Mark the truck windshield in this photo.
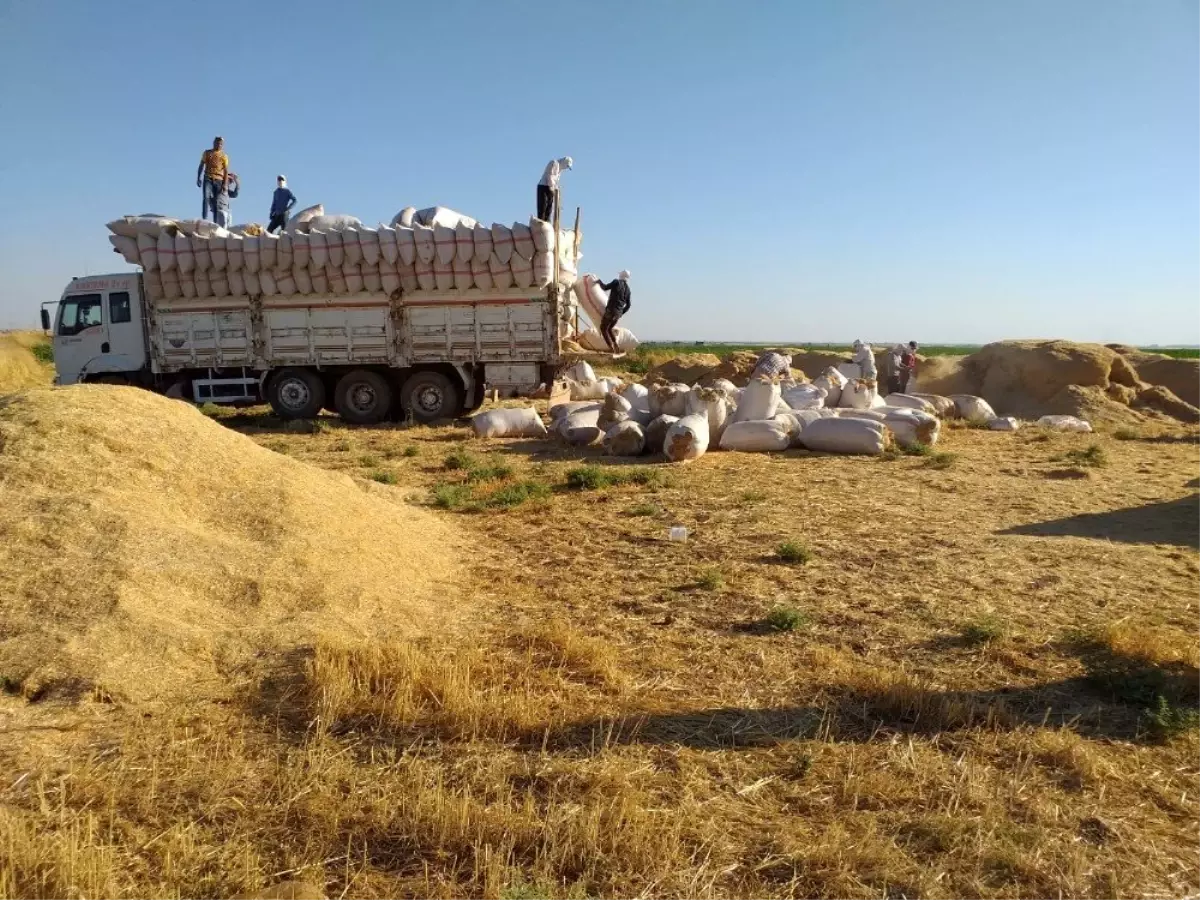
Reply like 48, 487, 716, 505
58, 294, 103, 336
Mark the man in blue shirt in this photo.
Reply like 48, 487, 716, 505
267, 175, 297, 233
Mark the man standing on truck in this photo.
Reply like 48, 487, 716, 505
536, 156, 573, 222
212, 173, 239, 228
267, 175, 297, 234
196, 136, 229, 221
595, 269, 631, 355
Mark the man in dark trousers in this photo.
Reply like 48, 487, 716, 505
267, 175, 297, 233
536, 156, 572, 221
595, 270, 631, 354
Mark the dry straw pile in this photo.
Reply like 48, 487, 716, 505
0, 385, 466, 704
0, 331, 51, 395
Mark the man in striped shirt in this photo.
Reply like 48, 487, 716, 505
196, 136, 229, 221
751, 351, 794, 382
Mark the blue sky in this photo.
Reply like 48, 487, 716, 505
0, 0, 1196, 344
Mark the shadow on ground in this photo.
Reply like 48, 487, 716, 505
997, 494, 1199, 547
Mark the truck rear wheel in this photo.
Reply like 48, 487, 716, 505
334, 370, 392, 425
268, 368, 325, 419
401, 371, 460, 424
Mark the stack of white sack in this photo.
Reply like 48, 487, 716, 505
105, 211, 582, 301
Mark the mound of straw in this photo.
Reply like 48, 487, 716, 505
0, 385, 466, 704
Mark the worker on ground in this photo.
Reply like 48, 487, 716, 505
899, 340, 919, 392
595, 270, 631, 355
886, 343, 905, 394
537, 156, 573, 222
851, 340, 878, 383
268, 175, 297, 234
751, 350, 795, 383
212, 173, 239, 228
196, 136, 229, 221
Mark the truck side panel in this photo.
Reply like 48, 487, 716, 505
156, 306, 254, 370
403, 299, 551, 364
262, 301, 392, 365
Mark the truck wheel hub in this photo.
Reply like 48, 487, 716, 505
416, 385, 442, 412
280, 380, 310, 408
349, 383, 376, 411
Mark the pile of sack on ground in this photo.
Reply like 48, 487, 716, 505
104, 205, 581, 302
472, 360, 1096, 461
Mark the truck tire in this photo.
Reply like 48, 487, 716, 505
401, 371, 460, 424
334, 370, 392, 425
267, 368, 325, 419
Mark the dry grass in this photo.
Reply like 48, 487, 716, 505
1, 393, 1197, 899
0, 330, 52, 395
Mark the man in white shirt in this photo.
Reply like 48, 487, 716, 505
537, 156, 573, 221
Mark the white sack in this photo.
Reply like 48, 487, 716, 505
949, 394, 997, 424
472, 223, 493, 264
358, 228, 380, 266
565, 361, 597, 384
733, 377, 781, 423
308, 231, 329, 269
510, 251, 534, 288
1036, 414, 1093, 433
719, 419, 791, 453
573, 274, 609, 328
644, 414, 679, 456
433, 225, 457, 265
391, 206, 417, 227
157, 230, 178, 271
291, 232, 310, 268
559, 409, 603, 445
415, 257, 436, 291
909, 393, 956, 416
136, 232, 158, 270
305, 214, 363, 233
798, 417, 890, 455
512, 222, 535, 260
532, 251, 553, 288
550, 401, 601, 421
287, 203, 324, 231
377, 225, 399, 264
578, 327, 639, 353
882, 393, 935, 413
472, 407, 548, 438
781, 383, 827, 410
225, 235, 244, 272
491, 223, 514, 264
263, 233, 281, 269
687, 386, 732, 441
838, 379, 878, 410
109, 235, 140, 265
454, 222, 474, 263
488, 252, 514, 289
664, 413, 710, 463
413, 224, 436, 263
651, 384, 692, 418
470, 256, 493, 290
604, 421, 646, 457
812, 367, 848, 408
883, 410, 941, 448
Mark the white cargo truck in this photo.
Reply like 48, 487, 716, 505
44, 273, 572, 424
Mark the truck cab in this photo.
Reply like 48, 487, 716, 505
46, 273, 147, 385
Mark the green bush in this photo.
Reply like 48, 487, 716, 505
776, 540, 812, 565
765, 605, 810, 633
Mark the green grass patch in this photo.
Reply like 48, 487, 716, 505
775, 540, 813, 565
696, 567, 725, 591
901, 441, 934, 457
740, 490, 768, 503
565, 465, 662, 491
29, 341, 53, 364
466, 461, 515, 483
432, 483, 473, 510
359, 454, 381, 467
368, 470, 397, 485
627, 502, 661, 517
483, 480, 551, 509
198, 402, 222, 418
764, 605, 811, 633
924, 452, 957, 470
960, 615, 1007, 647
1143, 695, 1200, 742
444, 447, 481, 471
1060, 443, 1108, 468
402, 445, 420, 457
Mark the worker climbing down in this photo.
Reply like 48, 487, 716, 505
595, 270, 631, 355
751, 350, 795, 383
268, 175, 297, 234
537, 156, 573, 221
212, 173, 239, 228
196, 136, 229, 221
851, 340, 878, 383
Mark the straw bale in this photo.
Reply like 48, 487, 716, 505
0, 385, 466, 704
0, 331, 51, 395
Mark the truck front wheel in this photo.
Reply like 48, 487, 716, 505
268, 368, 325, 419
334, 370, 392, 425
401, 371, 460, 424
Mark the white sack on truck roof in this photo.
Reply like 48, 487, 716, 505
287, 203, 324, 232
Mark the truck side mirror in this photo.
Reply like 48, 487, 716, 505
40, 309, 51, 331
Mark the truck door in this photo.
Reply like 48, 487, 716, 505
54, 292, 105, 384
104, 288, 147, 372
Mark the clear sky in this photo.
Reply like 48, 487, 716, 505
1, 0, 1196, 344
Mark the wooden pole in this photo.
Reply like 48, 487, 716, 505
552, 186, 562, 287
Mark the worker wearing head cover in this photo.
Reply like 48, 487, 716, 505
751, 351, 795, 383
595, 270, 631, 355
851, 340, 878, 383
212, 172, 239, 228
268, 175, 296, 234
537, 156, 573, 221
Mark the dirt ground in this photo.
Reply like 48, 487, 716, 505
2, 400, 1197, 899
